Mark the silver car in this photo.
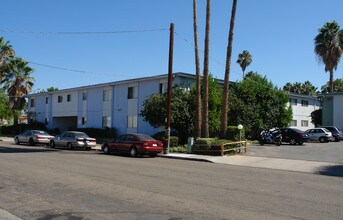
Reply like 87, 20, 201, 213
50, 131, 96, 150
305, 128, 333, 143
14, 130, 54, 146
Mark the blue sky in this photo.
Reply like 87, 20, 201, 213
1, 0, 343, 92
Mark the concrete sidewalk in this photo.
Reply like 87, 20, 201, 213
161, 153, 342, 175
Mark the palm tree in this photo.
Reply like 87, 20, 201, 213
314, 21, 343, 93
237, 50, 252, 79
193, 0, 202, 138
220, 0, 238, 138
0, 36, 15, 77
1, 58, 34, 130
202, 0, 211, 138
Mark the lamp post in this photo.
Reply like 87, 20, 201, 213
238, 124, 243, 144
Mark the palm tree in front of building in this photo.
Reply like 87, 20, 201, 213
1, 57, 34, 131
314, 21, 343, 93
237, 50, 252, 79
0, 36, 15, 77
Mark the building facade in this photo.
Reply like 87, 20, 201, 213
321, 93, 343, 130
27, 73, 198, 135
288, 93, 321, 130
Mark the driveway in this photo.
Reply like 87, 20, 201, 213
247, 141, 343, 163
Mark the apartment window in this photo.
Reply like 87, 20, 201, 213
102, 116, 111, 128
82, 92, 87, 101
58, 95, 63, 103
30, 99, 35, 108
45, 97, 49, 104
301, 100, 308, 107
103, 89, 111, 101
159, 83, 167, 94
128, 115, 137, 128
291, 120, 297, 127
289, 98, 297, 106
301, 120, 309, 127
82, 117, 86, 125
128, 86, 138, 99
67, 94, 71, 102
44, 118, 49, 125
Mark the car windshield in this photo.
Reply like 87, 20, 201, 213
136, 134, 155, 141
32, 130, 49, 135
73, 132, 89, 138
323, 128, 330, 133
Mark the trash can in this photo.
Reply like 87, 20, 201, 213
187, 137, 194, 153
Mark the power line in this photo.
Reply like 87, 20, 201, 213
0, 28, 169, 35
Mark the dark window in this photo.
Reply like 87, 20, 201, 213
30, 99, 35, 107
82, 117, 86, 125
67, 94, 71, 102
46, 97, 48, 104
301, 100, 308, 107
58, 96, 63, 103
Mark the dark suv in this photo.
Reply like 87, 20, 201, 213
320, 126, 343, 142
280, 128, 309, 145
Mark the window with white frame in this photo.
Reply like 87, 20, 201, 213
159, 83, 167, 94
128, 86, 138, 99
127, 115, 137, 128
102, 116, 111, 128
301, 100, 308, 107
82, 92, 87, 101
289, 98, 297, 106
30, 99, 35, 108
291, 120, 297, 127
58, 95, 63, 103
67, 94, 71, 102
301, 120, 309, 127
103, 89, 111, 101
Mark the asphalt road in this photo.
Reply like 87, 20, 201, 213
0, 142, 343, 220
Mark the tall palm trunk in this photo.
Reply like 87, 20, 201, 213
220, 0, 238, 138
193, 0, 202, 138
202, 0, 211, 138
329, 71, 334, 93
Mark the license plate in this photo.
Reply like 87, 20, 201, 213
152, 144, 157, 147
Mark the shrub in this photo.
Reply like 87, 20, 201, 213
225, 126, 245, 141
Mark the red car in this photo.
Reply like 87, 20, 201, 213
101, 134, 163, 157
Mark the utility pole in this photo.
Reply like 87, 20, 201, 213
164, 23, 174, 154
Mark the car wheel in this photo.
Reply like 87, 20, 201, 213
149, 154, 157, 157
103, 145, 110, 154
334, 136, 340, 142
298, 142, 303, 145
259, 140, 264, 146
50, 140, 55, 148
289, 139, 296, 145
319, 137, 325, 143
29, 138, 35, 146
67, 142, 73, 150
14, 137, 20, 145
129, 147, 138, 157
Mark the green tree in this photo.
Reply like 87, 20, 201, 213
1, 58, 35, 132
0, 92, 14, 123
220, 0, 238, 138
283, 81, 318, 95
314, 21, 343, 93
237, 50, 252, 79
229, 72, 292, 139
0, 36, 15, 72
310, 109, 322, 127
321, 78, 343, 93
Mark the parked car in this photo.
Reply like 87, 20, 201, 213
50, 131, 96, 150
305, 128, 333, 143
279, 128, 309, 145
14, 130, 54, 146
320, 126, 343, 142
101, 133, 163, 157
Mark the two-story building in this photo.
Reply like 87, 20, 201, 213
321, 93, 343, 130
27, 72, 198, 135
288, 93, 321, 130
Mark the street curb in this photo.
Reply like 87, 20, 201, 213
158, 155, 214, 163
0, 208, 22, 220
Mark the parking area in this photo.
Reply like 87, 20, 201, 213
247, 141, 343, 163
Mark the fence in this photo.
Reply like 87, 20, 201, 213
192, 140, 248, 156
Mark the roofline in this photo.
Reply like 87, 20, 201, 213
27, 72, 226, 97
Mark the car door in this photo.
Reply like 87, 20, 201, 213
112, 135, 127, 152
20, 130, 32, 143
54, 132, 67, 147
306, 129, 315, 141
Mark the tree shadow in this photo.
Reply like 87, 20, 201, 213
316, 165, 343, 177
0, 146, 56, 154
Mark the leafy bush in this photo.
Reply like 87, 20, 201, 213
169, 145, 187, 153
225, 126, 245, 141
0, 121, 48, 135
153, 131, 179, 147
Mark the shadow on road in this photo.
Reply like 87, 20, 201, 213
317, 165, 343, 177
0, 146, 55, 154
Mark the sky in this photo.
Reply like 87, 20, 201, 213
1, 0, 343, 93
